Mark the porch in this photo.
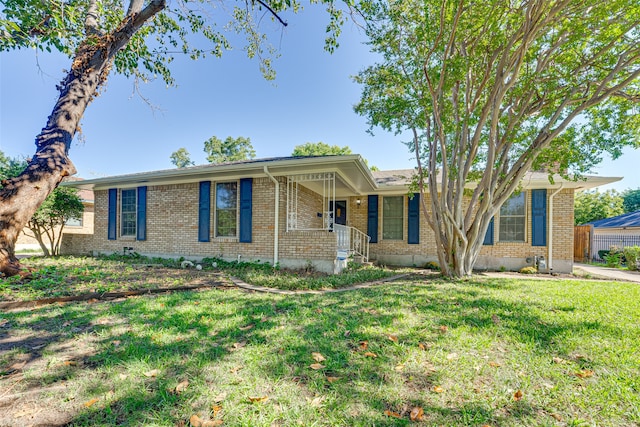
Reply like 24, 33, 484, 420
284, 172, 370, 268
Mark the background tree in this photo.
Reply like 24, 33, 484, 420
204, 136, 256, 164
24, 187, 84, 256
622, 189, 640, 213
574, 190, 624, 225
355, 0, 640, 277
170, 148, 194, 168
0, 152, 28, 182
291, 142, 353, 156
0, 0, 348, 276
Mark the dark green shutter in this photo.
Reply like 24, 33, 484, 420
531, 189, 547, 246
239, 178, 253, 243
108, 188, 117, 240
198, 181, 211, 242
367, 195, 379, 243
483, 217, 494, 245
407, 194, 420, 244
136, 186, 147, 241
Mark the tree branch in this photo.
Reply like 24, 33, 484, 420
84, 0, 101, 36
254, 0, 288, 27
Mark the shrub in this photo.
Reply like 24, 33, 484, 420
623, 246, 640, 271
424, 261, 440, 271
604, 251, 623, 268
519, 266, 537, 274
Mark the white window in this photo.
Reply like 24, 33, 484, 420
216, 182, 237, 237
383, 196, 403, 240
499, 192, 526, 242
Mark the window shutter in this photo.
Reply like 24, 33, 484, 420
239, 178, 253, 243
198, 181, 211, 242
367, 195, 379, 243
483, 217, 494, 245
136, 186, 147, 241
407, 194, 420, 244
531, 189, 547, 246
108, 188, 117, 240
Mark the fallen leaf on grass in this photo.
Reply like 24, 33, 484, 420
143, 369, 161, 378
307, 396, 324, 407
552, 357, 566, 364
326, 376, 340, 383
359, 341, 368, 350
213, 392, 227, 403
201, 421, 223, 427
439, 325, 448, 333
189, 414, 202, 426
488, 362, 501, 367
394, 364, 405, 371
63, 360, 77, 366
173, 380, 189, 394
387, 334, 398, 343
309, 363, 325, 370
230, 342, 246, 351
364, 352, 377, 358
84, 398, 99, 408
513, 390, 523, 401
432, 386, 444, 393
384, 410, 402, 418
211, 405, 222, 416
312, 352, 326, 362
239, 324, 254, 331
418, 342, 431, 350
550, 413, 563, 421
575, 369, 594, 378
248, 396, 269, 403
410, 406, 424, 421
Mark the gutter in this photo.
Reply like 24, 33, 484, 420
547, 183, 564, 273
264, 166, 279, 267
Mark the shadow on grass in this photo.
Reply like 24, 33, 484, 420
0, 274, 631, 426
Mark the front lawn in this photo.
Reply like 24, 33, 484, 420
0, 259, 638, 426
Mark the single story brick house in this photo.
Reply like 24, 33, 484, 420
61, 155, 618, 273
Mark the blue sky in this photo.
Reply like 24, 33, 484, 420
0, 5, 637, 191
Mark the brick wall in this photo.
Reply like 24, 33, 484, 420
61, 177, 575, 273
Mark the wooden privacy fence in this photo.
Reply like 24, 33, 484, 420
574, 225, 591, 262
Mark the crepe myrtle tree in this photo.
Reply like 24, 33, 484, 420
0, 0, 352, 277
355, 0, 640, 278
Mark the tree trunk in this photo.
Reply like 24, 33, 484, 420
0, 0, 166, 277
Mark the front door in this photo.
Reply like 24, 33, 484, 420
330, 200, 347, 226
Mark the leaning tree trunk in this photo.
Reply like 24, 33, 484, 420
0, 0, 165, 277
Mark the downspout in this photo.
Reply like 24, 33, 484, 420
264, 166, 279, 267
547, 183, 564, 273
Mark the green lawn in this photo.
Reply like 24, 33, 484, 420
1, 258, 639, 426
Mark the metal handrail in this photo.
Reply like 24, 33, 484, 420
334, 224, 370, 262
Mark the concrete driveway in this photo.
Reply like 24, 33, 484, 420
574, 263, 640, 283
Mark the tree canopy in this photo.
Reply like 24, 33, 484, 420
291, 142, 353, 156
354, 0, 640, 277
170, 148, 194, 168
622, 189, 640, 213
574, 190, 624, 225
204, 136, 256, 164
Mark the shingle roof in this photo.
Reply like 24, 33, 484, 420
587, 210, 640, 228
371, 169, 416, 186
